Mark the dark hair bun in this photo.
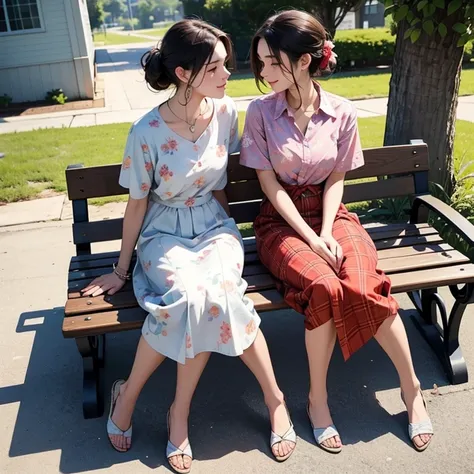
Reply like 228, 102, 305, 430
141, 47, 171, 91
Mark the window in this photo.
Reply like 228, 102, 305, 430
364, 0, 378, 15
0, 0, 42, 34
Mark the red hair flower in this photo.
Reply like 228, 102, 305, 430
319, 40, 336, 71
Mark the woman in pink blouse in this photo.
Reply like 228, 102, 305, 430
240, 10, 433, 453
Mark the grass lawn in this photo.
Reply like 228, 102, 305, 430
227, 68, 474, 99
133, 26, 172, 38
0, 114, 473, 203
93, 31, 152, 46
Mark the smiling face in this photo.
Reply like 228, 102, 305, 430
256, 38, 305, 94
180, 40, 231, 99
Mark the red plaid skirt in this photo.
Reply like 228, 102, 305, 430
254, 182, 399, 361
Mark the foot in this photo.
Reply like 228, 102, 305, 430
401, 386, 433, 449
168, 403, 192, 472
308, 397, 342, 450
109, 381, 134, 452
266, 393, 296, 460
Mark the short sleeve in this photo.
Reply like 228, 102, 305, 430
334, 105, 364, 173
239, 101, 273, 170
119, 125, 155, 199
228, 100, 240, 154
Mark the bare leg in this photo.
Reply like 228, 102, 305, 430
109, 336, 166, 451
374, 314, 432, 448
239, 329, 296, 459
305, 320, 342, 449
168, 352, 211, 472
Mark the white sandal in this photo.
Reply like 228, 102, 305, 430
270, 403, 297, 462
107, 379, 132, 452
166, 409, 193, 474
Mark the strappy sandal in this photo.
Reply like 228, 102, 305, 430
166, 409, 193, 474
401, 390, 434, 452
270, 403, 297, 462
306, 403, 342, 454
107, 379, 132, 453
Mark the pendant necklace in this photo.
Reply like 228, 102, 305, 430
167, 99, 208, 134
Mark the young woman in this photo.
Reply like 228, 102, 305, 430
240, 10, 433, 454
82, 19, 296, 473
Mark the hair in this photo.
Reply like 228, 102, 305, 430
141, 19, 234, 95
250, 10, 337, 96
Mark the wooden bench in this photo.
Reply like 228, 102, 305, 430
64, 143, 474, 419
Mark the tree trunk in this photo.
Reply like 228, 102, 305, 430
384, 16, 464, 193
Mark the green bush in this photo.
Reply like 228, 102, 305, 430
45, 89, 68, 105
334, 28, 395, 68
334, 28, 472, 69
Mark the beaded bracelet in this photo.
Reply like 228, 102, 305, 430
113, 262, 131, 281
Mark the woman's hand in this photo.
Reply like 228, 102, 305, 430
81, 272, 126, 297
319, 233, 343, 272
308, 235, 339, 271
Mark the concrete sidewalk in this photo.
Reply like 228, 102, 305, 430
1, 217, 474, 474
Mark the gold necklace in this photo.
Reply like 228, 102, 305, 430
166, 99, 208, 134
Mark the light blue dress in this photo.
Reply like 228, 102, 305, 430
119, 97, 261, 364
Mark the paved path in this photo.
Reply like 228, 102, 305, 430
1, 43, 473, 134
1, 216, 474, 473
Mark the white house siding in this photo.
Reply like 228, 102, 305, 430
0, 0, 94, 103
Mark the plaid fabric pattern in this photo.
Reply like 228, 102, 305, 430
254, 183, 399, 361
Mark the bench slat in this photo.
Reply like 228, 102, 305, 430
224, 145, 429, 183
226, 175, 415, 206
62, 289, 286, 337
66, 249, 471, 317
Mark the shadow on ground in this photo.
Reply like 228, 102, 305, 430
2, 304, 447, 473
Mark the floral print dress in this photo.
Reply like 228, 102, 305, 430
119, 97, 260, 364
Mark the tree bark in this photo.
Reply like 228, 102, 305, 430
384, 15, 464, 193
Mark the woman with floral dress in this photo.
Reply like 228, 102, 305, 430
82, 19, 296, 473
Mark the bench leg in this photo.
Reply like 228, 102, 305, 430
76, 335, 105, 418
408, 285, 474, 385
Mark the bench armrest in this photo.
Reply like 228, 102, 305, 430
411, 194, 474, 250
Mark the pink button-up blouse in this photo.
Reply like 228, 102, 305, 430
239, 83, 364, 185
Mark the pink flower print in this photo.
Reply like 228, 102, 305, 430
193, 176, 205, 188
221, 280, 235, 292
197, 285, 206, 296
241, 133, 254, 149
143, 260, 151, 271
141, 144, 149, 153
144, 161, 153, 172
197, 161, 202, 168
216, 145, 226, 158
185, 197, 195, 207
159, 164, 174, 181
193, 144, 200, 152
160, 309, 171, 319
122, 156, 131, 169
236, 263, 241, 270
209, 306, 220, 318
245, 320, 256, 335
141, 182, 150, 192
168, 138, 178, 151
149, 119, 160, 128
198, 249, 212, 262
161, 330, 168, 336
160, 137, 178, 156
218, 103, 227, 115
186, 334, 192, 349
164, 191, 173, 197
220, 322, 232, 344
